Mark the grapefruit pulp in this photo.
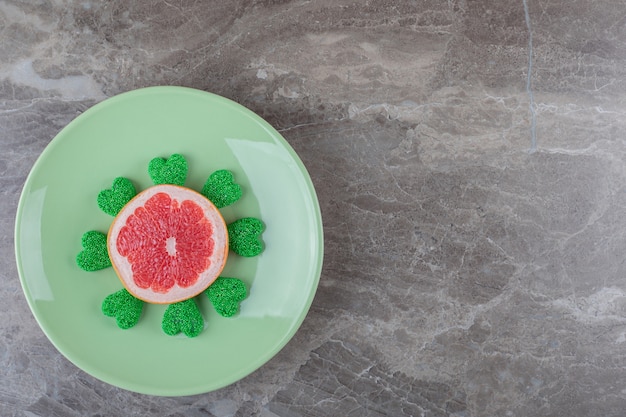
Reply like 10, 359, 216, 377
107, 184, 229, 304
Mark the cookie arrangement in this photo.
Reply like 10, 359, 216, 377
76, 153, 264, 337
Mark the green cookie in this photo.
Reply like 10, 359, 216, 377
97, 177, 136, 216
228, 217, 265, 257
207, 277, 247, 317
102, 289, 144, 329
201, 170, 242, 208
162, 299, 204, 338
148, 154, 188, 186
76, 231, 111, 271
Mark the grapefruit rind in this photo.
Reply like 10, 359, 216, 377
107, 184, 229, 304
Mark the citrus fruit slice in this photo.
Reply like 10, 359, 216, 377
107, 184, 228, 304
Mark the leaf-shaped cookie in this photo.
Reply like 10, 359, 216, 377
207, 277, 247, 317
76, 230, 111, 271
97, 177, 136, 216
102, 288, 144, 329
148, 154, 188, 186
201, 170, 242, 208
162, 299, 204, 337
227, 217, 264, 257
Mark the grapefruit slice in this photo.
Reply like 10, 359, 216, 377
107, 184, 228, 304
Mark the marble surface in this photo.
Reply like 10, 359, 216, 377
2, 0, 626, 415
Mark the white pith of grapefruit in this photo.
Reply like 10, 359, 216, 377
107, 184, 228, 304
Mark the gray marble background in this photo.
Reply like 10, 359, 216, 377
2, 0, 626, 416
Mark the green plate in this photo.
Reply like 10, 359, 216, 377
14, 86, 323, 396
